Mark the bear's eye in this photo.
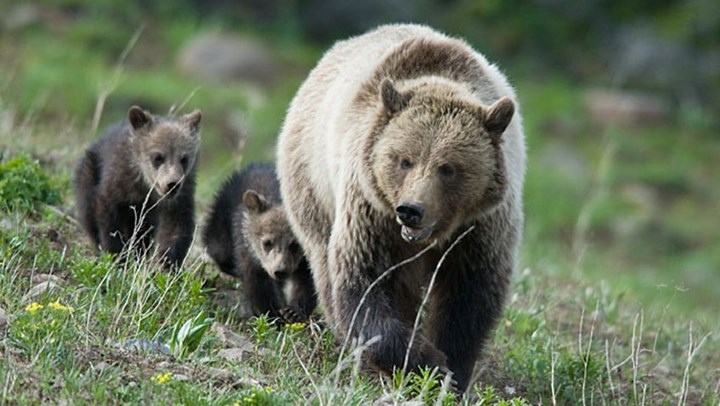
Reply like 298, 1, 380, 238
399, 158, 413, 170
180, 155, 189, 169
262, 240, 273, 252
289, 241, 300, 254
438, 164, 455, 178
152, 153, 165, 168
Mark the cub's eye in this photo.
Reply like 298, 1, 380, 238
438, 164, 455, 178
152, 153, 165, 168
289, 241, 300, 254
180, 155, 190, 169
262, 240, 273, 253
399, 158, 413, 170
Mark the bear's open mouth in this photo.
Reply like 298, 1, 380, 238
400, 225, 433, 243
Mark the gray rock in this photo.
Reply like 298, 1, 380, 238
584, 89, 670, 127
207, 366, 235, 381
92, 361, 110, 372
217, 347, 253, 363
31, 273, 65, 285
0, 307, 7, 330
22, 281, 60, 303
110, 339, 171, 355
178, 34, 278, 85
173, 374, 190, 382
211, 322, 254, 348
372, 394, 425, 406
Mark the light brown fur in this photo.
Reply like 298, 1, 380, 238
276, 24, 525, 391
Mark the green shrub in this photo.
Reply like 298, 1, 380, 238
0, 153, 63, 212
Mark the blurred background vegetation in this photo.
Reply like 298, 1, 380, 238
1, 0, 718, 327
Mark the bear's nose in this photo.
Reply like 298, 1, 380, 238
396, 203, 424, 226
166, 181, 179, 193
274, 269, 289, 281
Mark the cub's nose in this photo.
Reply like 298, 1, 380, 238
274, 269, 289, 281
166, 181, 179, 194
395, 203, 424, 226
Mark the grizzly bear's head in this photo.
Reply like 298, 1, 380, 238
371, 79, 514, 244
241, 190, 304, 281
128, 106, 202, 199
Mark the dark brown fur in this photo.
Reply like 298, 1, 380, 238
203, 163, 316, 321
74, 106, 201, 267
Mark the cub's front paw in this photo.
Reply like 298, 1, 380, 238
280, 306, 306, 324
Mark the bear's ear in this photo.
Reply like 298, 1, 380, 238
482, 97, 514, 139
243, 190, 268, 214
381, 79, 412, 114
182, 109, 202, 134
128, 106, 153, 131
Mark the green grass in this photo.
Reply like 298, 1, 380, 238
1, 7, 719, 404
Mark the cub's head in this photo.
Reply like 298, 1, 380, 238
371, 79, 515, 244
242, 190, 304, 281
128, 106, 202, 198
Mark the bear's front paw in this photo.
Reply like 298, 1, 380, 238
415, 336, 448, 369
280, 306, 306, 324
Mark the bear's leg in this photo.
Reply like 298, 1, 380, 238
426, 242, 512, 392
329, 211, 448, 375
282, 259, 317, 321
240, 261, 284, 319
95, 198, 130, 255
155, 191, 195, 268
74, 150, 101, 247
281, 181, 334, 322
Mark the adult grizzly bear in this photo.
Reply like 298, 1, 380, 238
276, 24, 525, 391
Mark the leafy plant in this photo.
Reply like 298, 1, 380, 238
0, 153, 63, 212
167, 310, 214, 358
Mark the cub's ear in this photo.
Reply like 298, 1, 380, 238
128, 106, 153, 131
482, 97, 515, 140
243, 190, 268, 215
182, 109, 202, 133
380, 79, 412, 114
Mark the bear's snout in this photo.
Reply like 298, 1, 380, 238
395, 203, 424, 226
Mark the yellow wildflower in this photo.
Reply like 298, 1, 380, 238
286, 322, 306, 331
48, 300, 74, 312
150, 372, 173, 384
265, 386, 273, 393
25, 302, 44, 315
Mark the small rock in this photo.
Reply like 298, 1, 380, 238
22, 281, 60, 303
584, 89, 670, 127
178, 34, 278, 85
0, 307, 7, 330
217, 347, 253, 363
372, 394, 425, 406
111, 339, 170, 355
157, 361, 172, 369
211, 322, 254, 349
31, 273, 65, 285
0, 219, 12, 230
173, 374, 190, 382
93, 361, 110, 372
207, 367, 235, 381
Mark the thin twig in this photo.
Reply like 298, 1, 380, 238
91, 24, 145, 133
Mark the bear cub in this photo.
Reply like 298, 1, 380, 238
75, 106, 201, 267
203, 162, 316, 322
